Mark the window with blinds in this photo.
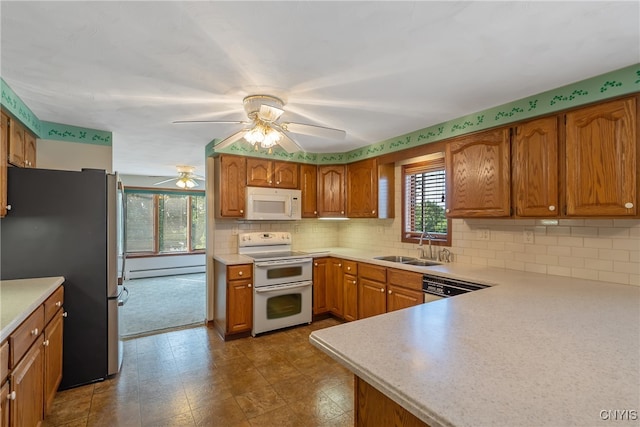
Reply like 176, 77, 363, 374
402, 158, 450, 244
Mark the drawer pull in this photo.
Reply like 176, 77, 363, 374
55, 301, 62, 307
8, 391, 16, 401
314, 262, 318, 266
548, 205, 556, 211
238, 271, 243, 276
625, 202, 634, 209
31, 328, 39, 336
247, 284, 252, 288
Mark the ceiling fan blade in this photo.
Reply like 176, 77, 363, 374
280, 122, 346, 140
173, 120, 250, 124
153, 178, 177, 185
277, 131, 305, 153
258, 104, 284, 122
214, 128, 249, 151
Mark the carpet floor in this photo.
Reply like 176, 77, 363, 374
121, 273, 206, 338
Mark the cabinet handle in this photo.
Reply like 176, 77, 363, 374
347, 266, 351, 271
8, 391, 16, 401
55, 301, 62, 307
372, 210, 376, 214
313, 211, 317, 215
31, 328, 39, 336
352, 280, 357, 284
62, 312, 68, 318
341, 211, 344, 214
247, 283, 252, 288
380, 288, 384, 293
240, 209, 244, 214
446, 208, 450, 213
43, 339, 50, 347
6, 205, 11, 211
548, 205, 556, 211
269, 180, 273, 184
276, 181, 280, 185
625, 202, 634, 209
388, 290, 392, 294
238, 271, 243, 276
314, 262, 318, 266
338, 263, 342, 267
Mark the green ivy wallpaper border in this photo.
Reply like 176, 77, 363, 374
209, 63, 639, 164
1, 78, 42, 136
41, 121, 112, 146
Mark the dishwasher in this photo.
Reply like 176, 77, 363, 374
422, 274, 489, 303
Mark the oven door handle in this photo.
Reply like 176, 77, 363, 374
254, 258, 313, 267
254, 281, 312, 293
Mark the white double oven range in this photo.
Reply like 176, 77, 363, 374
238, 232, 313, 336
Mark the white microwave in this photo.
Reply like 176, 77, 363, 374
245, 186, 302, 220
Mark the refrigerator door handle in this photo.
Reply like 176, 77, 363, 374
118, 286, 129, 307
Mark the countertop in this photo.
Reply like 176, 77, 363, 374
0, 276, 65, 342
309, 262, 640, 427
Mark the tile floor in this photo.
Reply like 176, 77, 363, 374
43, 318, 353, 427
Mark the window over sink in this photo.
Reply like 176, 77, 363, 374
401, 155, 451, 245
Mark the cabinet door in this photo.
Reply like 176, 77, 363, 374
0, 113, 8, 218
347, 158, 378, 218
513, 117, 559, 217
227, 278, 253, 334
300, 164, 318, 217
218, 155, 246, 217
273, 161, 298, 188
10, 339, 44, 427
44, 311, 64, 415
343, 274, 358, 322
565, 97, 637, 216
446, 127, 511, 217
327, 259, 344, 317
24, 133, 36, 168
7, 119, 25, 167
387, 285, 423, 312
0, 381, 9, 427
313, 258, 329, 315
358, 278, 386, 319
317, 165, 346, 217
247, 158, 273, 187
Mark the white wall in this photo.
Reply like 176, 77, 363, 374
36, 139, 112, 172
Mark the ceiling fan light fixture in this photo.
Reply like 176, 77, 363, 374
244, 121, 282, 149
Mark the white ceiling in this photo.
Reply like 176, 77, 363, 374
1, 1, 638, 177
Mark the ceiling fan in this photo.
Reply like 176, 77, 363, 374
174, 95, 346, 153
153, 165, 204, 188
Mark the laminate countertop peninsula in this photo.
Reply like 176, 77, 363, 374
0, 276, 65, 342
309, 261, 640, 427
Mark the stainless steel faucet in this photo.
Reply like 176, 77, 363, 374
418, 230, 434, 260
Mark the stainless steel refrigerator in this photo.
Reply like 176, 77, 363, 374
0, 167, 127, 389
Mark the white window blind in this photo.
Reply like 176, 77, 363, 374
403, 158, 448, 239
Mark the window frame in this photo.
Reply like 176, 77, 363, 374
401, 158, 451, 246
124, 187, 206, 257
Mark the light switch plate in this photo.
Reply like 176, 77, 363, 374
476, 229, 490, 241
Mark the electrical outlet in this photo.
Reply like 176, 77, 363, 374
523, 229, 534, 244
232, 225, 239, 236
476, 229, 490, 241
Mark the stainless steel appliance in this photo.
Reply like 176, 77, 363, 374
1, 168, 128, 388
238, 232, 312, 336
245, 186, 302, 220
422, 274, 489, 303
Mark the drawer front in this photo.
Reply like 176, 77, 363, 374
9, 305, 44, 368
228, 264, 253, 280
388, 268, 423, 291
0, 341, 8, 384
359, 263, 386, 283
343, 260, 358, 275
44, 286, 65, 325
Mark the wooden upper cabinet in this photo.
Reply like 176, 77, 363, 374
446, 127, 511, 217
7, 118, 25, 167
347, 158, 378, 218
24, 133, 36, 168
216, 155, 246, 218
246, 158, 298, 188
317, 165, 346, 217
565, 97, 637, 216
300, 163, 318, 217
513, 116, 559, 217
1, 113, 8, 218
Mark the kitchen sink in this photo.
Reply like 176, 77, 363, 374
373, 255, 441, 266
373, 255, 418, 263
402, 259, 441, 266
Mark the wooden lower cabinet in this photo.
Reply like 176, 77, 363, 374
313, 258, 329, 315
358, 279, 386, 319
43, 311, 64, 414
214, 262, 253, 339
355, 376, 428, 427
10, 339, 44, 427
343, 273, 358, 322
387, 268, 424, 312
0, 381, 9, 427
327, 259, 344, 317
227, 277, 253, 334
